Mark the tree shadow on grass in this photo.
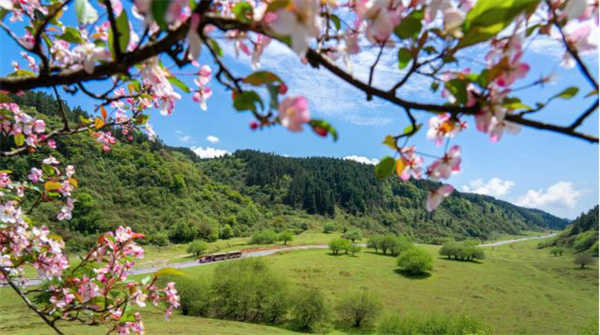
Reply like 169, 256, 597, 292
438, 257, 483, 264
394, 269, 432, 279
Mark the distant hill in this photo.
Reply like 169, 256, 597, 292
2, 91, 569, 248
543, 206, 598, 256
199, 150, 569, 242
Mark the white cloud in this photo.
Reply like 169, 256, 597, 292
191, 146, 231, 159
206, 135, 219, 143
461, 178, 515, 198
343, 155, 379, 165
515, 181, 583, 211
175, 130, 193, 142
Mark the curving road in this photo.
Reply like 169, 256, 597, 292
21, 233, 556, 287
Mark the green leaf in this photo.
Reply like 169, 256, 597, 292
233, 91, 264, 113
168, 77, 191, 93
243, 71, 283, 86
134, 114, 150, 125
14, 133, 25, 147
584, 89, 598, 98
459, 0, 540, 48
155, 267, 187, 278
208, 39, 223, 57
107, 10, 130, 56
151, 0, 171, 30
309, 120, 338, 141
382, 135, 397, 150
503, 97, 531, 111
75, 0, 98, 25
431, 81, 440, 92
397, 48, 412, 70
8, 69, 35, 77
58, 27, 85, 44
444, 79, 468, 105
232, 2, 254, 24
553, 86, 579, 100
403, 123, 422, 136
266, 0, 289, 13
394, 10, 423, 39
375, 156, 396, 180
330, 14, 341, 30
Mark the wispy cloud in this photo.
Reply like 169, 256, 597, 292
191, 146, 231, 159
175, 130, 193, 143
206, 135, 219, 143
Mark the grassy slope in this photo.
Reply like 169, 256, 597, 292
1, 237, 596, 335
179, 239, 597, 335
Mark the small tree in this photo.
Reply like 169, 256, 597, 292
550, 247, 564, 257
290, 287, 331, 332
380, 234, 397, 255
329, 238, 350, 255
279, 231, 294, 245
187, 239, 208, 257
397, 247, 434, 275
349, 244, 362, 256
367, 235, 383, 253
250, 230, 278, 244
390, 235, 413, 256
337, 290, 382, 329
220, 224, 234, 240
344, 230, 363, 243
323, 222, 337, 234
439, 241, 460, 259
574, 253, 593, 268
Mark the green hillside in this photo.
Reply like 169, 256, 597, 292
199, 150, 569, 242
2, 92, 569, 249
541, 206, 599, 255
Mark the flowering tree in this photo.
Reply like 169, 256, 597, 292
0, 0, 598, 334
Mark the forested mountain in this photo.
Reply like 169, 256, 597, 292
199, 150, 569, 241
2, 92, 569, 249
545, 206, 598, 255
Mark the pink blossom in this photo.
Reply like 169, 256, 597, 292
355, 0, 402, 43
43, 156, 60, 165
72, 43, 111, 74
270, 0, 321, 55
187, 13, 202, 60
251, 34, 271, 69
426, 184, 454, 212
192, 87, 212, 111
426, 145, 461, 181
278, 96, 311, 132
28, 168, 43, 183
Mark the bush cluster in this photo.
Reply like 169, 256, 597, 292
328, 238, 361, 255
367, 234, 412, 256
439, 241, 485, 262
377, 314, 491, 335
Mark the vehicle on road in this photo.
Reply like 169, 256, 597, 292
199, 251, 243, 263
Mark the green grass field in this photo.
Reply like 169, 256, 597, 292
1, 236, 596, 335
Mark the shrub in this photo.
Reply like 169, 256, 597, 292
323, 222, 337, 234
337, 290, 382, 329
157, 276, 210, 317
367, 235, 383, 253
279, 231, 294, 245
397, 247, 434, 275
220, 224, 234, 239
329, 238, 351, 255
390, 235, 413, 256
377, 314, 490, 335
550, 247, 565, 257
187, 239, 208, 256
349, 244, 362, 255
211, 258, 289, 324
574, 253, 593, 268
147, 231, 170, 246
250, 229, 278, 244
439, 241, 485, 262
344, 229, 363, 243
289, 287, 331, 332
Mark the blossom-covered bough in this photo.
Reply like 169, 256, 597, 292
0, 0, 598, 334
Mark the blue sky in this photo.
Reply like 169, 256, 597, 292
1, 8, 598, 219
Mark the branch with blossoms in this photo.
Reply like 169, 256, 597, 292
0, 0, 598, 334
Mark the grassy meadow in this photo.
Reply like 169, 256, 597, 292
1, 235, 597, 335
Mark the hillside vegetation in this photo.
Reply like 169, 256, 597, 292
200, 150, 569, 241
2, 92, 569, 250
541, 206, 599, 256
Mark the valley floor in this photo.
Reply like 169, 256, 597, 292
0, 234, 597, 335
